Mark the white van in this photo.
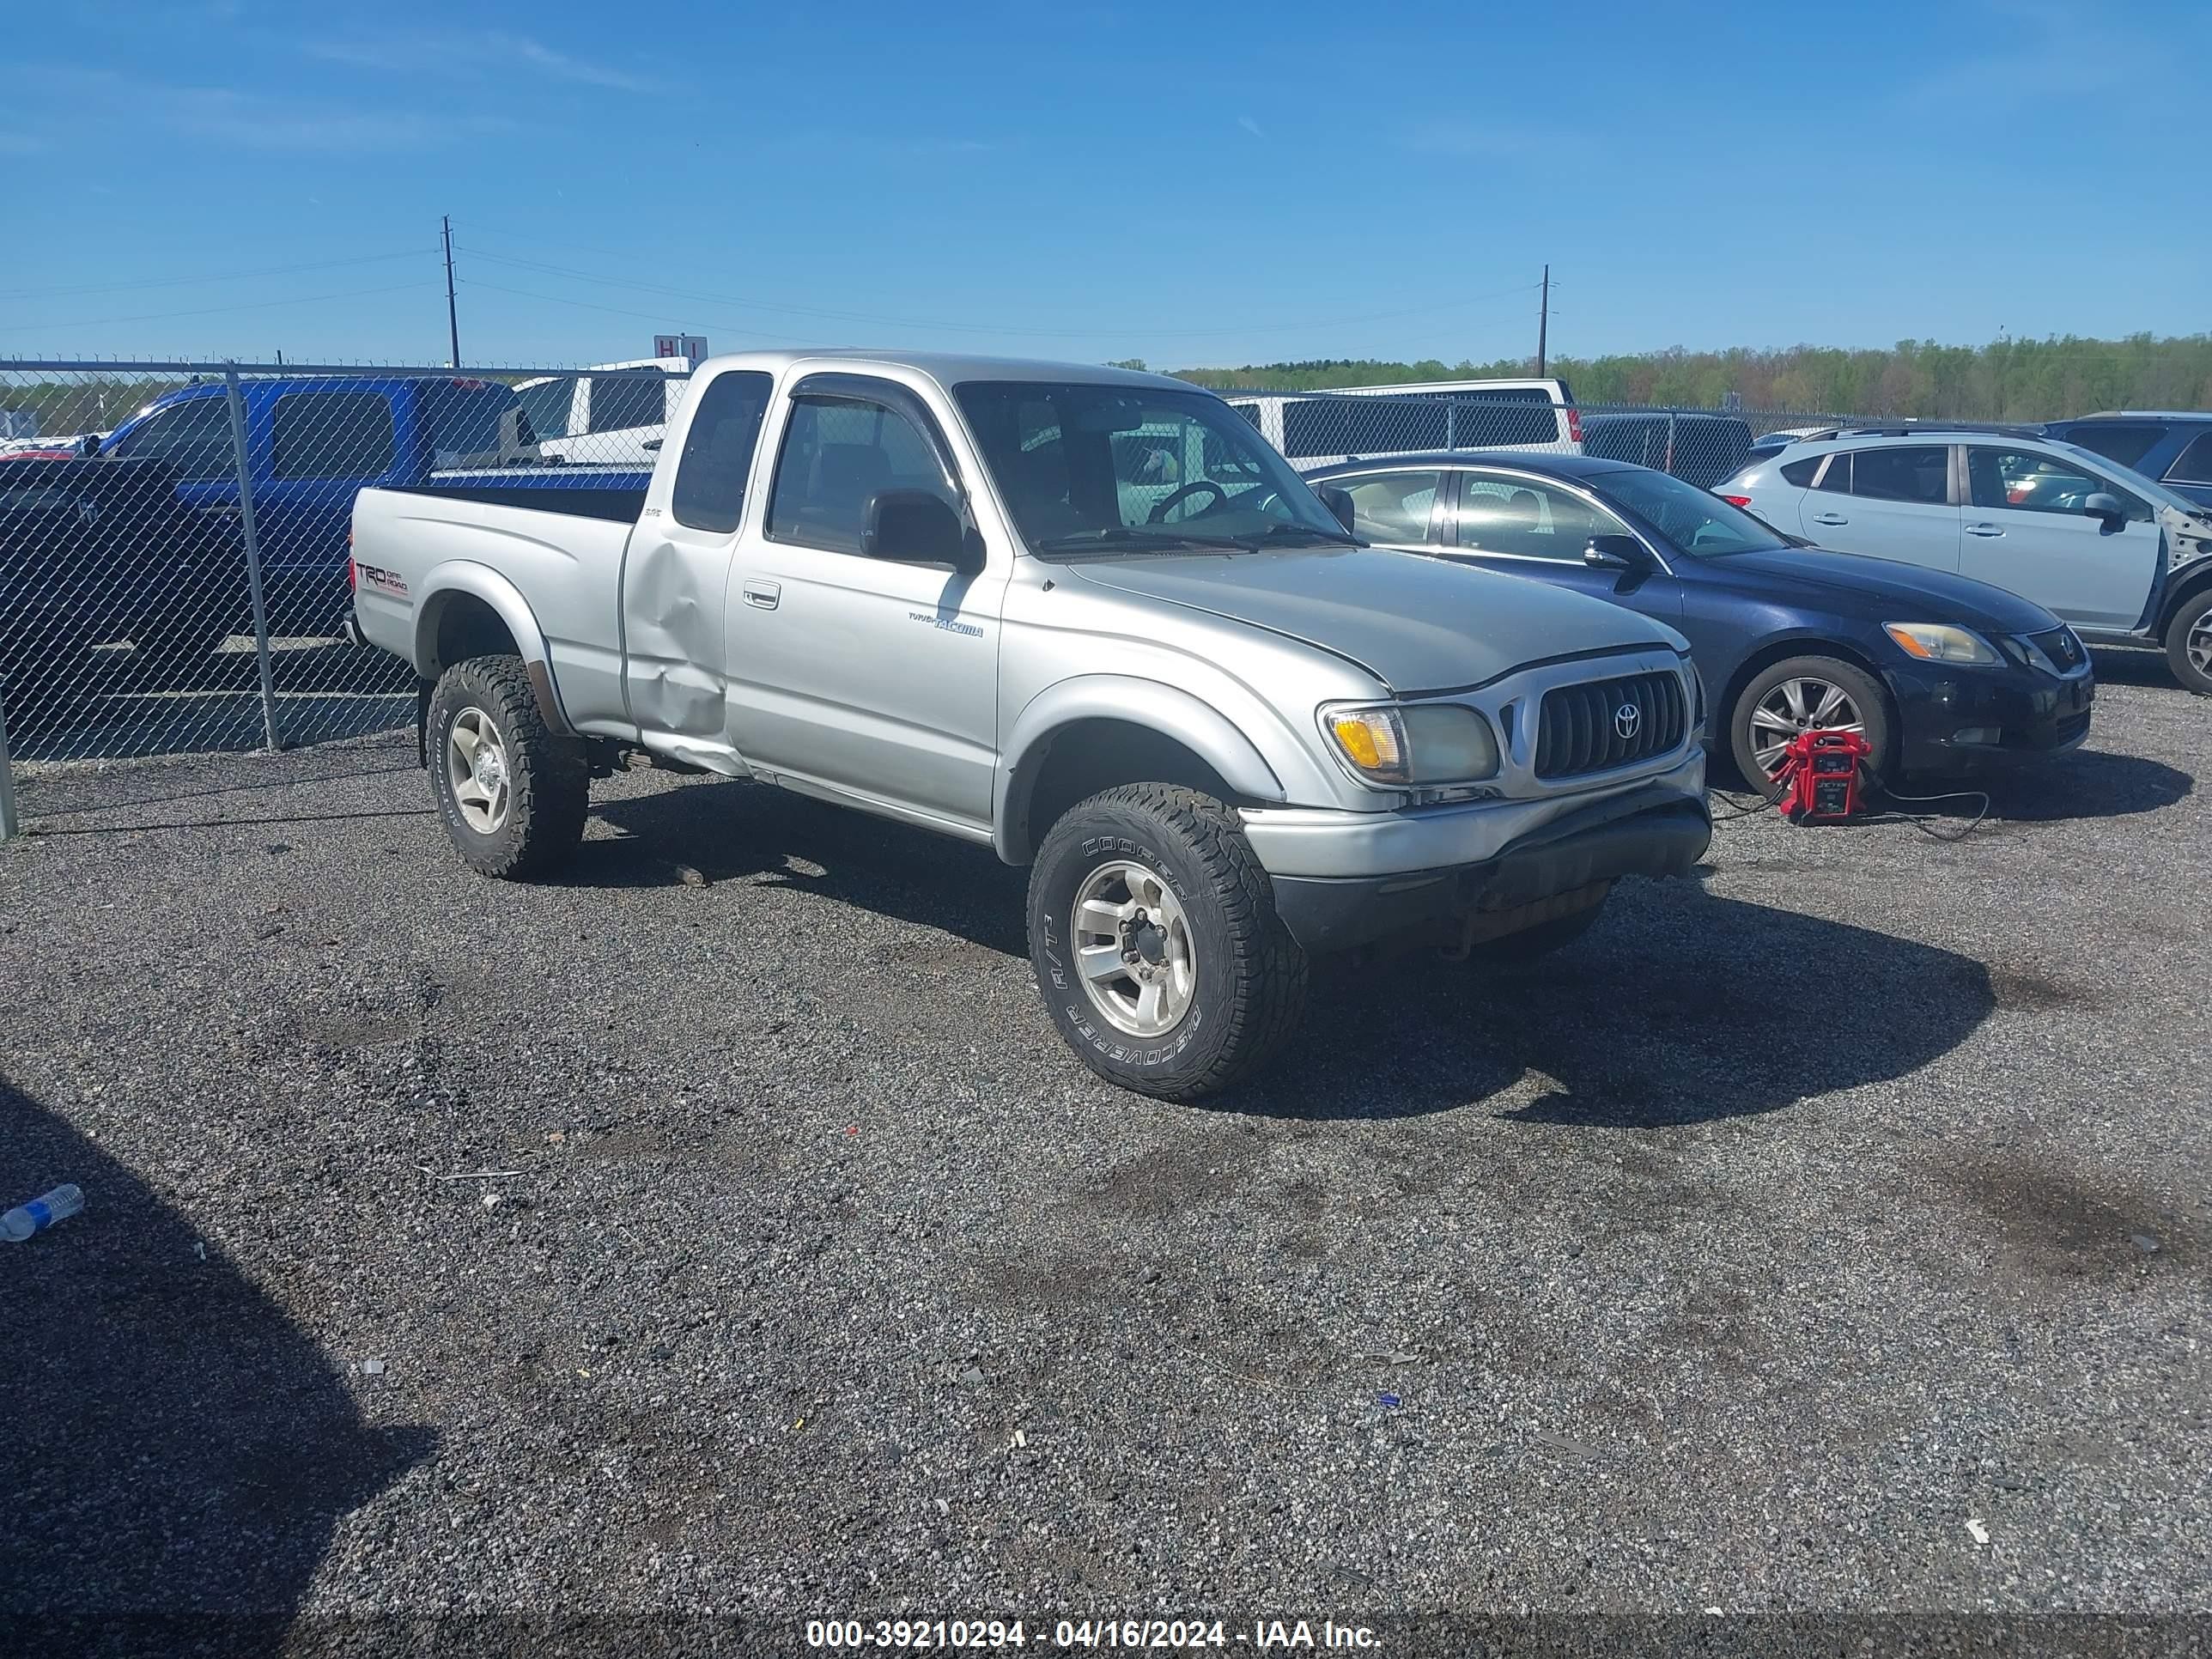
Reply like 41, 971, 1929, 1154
1224, 378, 1581, 470
513, 358, 692, 466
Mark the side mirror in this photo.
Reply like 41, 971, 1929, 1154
2081, 491, 2127, 530
862, 489, 973, 568
1316, 483, 1357, 536
1583, 533, 1650, 570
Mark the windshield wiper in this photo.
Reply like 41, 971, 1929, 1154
1031, 526, 1258, 555
1246, 523, 1363, 547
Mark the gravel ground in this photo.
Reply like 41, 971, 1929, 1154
2, 647, 2206, 1650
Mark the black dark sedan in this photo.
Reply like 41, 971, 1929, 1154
1304, 453, 2095, 786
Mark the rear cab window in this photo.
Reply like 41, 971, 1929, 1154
669, 370, 774, 532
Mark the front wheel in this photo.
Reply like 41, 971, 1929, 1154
1027, 784, 1308, 1100
1729, 654, 1892, 789
427, 655, 588, 878
2164, 589, 2212, 696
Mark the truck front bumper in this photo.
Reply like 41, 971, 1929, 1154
1246, 757, 1711, 955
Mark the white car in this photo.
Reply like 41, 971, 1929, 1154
513, 358, 691, 466
1224, 378, 1581, 471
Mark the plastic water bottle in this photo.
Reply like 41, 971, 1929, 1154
2, 1184, 83, 1242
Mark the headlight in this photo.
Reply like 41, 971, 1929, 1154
1884, 622, 2001, 666
1322, 702, 1500, 786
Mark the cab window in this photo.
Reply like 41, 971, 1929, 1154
767, 393, 948, 555
109, 396, 234, 482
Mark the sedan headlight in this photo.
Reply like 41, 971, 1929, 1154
1322, 702, 1500, 786
1884, 622, 2002, 666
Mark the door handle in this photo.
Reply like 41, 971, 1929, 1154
641, 439, 663, 452
1810, 512, 1849, 526
742, 579, 781, 610
1965, 522, 2004, 538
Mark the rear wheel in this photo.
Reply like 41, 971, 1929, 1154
427, 655, 588, 878
1027, 783, 1307, 1100
2164, 589, 2212, 696
1729, 654, 1891, 788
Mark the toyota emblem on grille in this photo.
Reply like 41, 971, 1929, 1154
1614, 701, 1642, 740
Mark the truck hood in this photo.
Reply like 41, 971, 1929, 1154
1060, 546, 1684, 695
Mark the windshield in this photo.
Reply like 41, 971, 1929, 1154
1591, 466, 1785, 556
951, 380, 1352, 552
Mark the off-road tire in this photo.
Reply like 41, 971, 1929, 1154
1729, 654, 1893, 789
1028, 784, 1307, 1100
427, 654, 588, 879
2163, 588, 2212, 696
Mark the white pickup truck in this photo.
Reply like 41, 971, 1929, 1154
349, 351, 1711, 1098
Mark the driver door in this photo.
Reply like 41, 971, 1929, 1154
723, 375, 1008, 834
1960, 445, 2160, 629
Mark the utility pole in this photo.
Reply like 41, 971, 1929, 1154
442, 215, 461, 368
1535, 264, 1550, 379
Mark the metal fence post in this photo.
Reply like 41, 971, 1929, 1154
222, 366, 284, 751
0, 678, 20, 842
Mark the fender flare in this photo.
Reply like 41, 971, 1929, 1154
994, 674, 1289, 863
412, 561, 575, 734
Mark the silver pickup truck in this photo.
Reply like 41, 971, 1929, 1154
349, 351, 1711, 1099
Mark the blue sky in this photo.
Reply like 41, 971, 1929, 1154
2, 0, 2204, 369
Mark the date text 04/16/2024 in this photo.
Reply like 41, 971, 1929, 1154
804, 1618, 1383, 1650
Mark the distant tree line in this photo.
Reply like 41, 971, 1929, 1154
1153, 336, 2212, 419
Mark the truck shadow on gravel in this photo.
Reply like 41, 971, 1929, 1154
0, 1081, 433, 1643
1229, 881, 1997, 1126
586, 784, 1994, 1127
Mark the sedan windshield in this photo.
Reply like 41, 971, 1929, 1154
1592, 466, 1785, 556
952, 380, 1354, 553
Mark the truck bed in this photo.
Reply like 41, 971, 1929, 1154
387, 481, 647, 524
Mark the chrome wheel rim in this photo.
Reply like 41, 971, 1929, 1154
446, 707, 511, 835
1748, 677, 1865, 779
2190, 613, 2212, 675
1070, 859, 1194, 1038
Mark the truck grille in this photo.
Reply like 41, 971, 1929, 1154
1534, 669, 1688, 781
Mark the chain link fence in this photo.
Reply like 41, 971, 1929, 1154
0, 357, 1852, 823
0, 359, 686, 794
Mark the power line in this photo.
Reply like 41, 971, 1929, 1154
0, 249, 438, 303
456, 239, 1540, 341
0, 280, 445, 335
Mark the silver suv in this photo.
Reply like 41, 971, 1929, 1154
1724, 426, 2212, 693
